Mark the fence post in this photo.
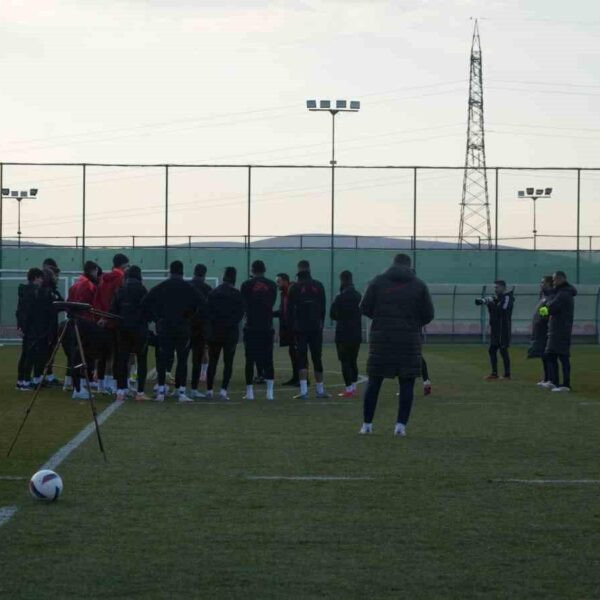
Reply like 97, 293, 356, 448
164, 165, 169, 271
451, 284, 457, 342
576, 168, 581, 284
247, 166, 252, 277
494, 167, 499, 280
413, 167, 417, 269
133, 236, 136, 249
82, 164, 86, 265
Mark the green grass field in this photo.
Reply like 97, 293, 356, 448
1, 343, 600, 599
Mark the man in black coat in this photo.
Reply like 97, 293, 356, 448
273, 273, 299, 386
480, 280, 514, 380
359, 254, 434, 436
111, 266, 149, 402
527, 275, 555, 386
189, 263, 213, 397
206, 267, 244, 400
141, 260, 204, 402
287, 260, 330, 400
41, 258, 64, 387
542, 271, 577, 392
330, 270, 362, 398
241, 260, 277, 401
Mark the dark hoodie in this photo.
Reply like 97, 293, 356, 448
545, 282, 577, 355
207, 282, 244, 342
16, 282, 51, 336
287, 272, 326, 332
330, 284, 362, 344
189, 276, 212, 338
360, 265, 434, 379
486, 290, 515, 348
111, 277, 149, 334
528, 286, 555, 358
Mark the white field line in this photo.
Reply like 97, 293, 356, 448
0, 476, 27, 481
578, 402, 600, 406
247, 476, 374, 481
0, 399, 124, 529
493, 479, 600, 485
0, 506, 18, 527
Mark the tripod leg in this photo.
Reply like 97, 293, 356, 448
7, 319, 71, 458
73, 320, 108, 463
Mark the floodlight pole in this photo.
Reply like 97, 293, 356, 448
17, 197, 22, 249
330, 110, 337, 308
532, 196, 537, 251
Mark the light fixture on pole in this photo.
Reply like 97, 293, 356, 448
1, 188, 39, 248
517, 187, 552, 251
306, 99, 360, 304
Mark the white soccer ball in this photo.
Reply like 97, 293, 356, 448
29, 470, 63, 502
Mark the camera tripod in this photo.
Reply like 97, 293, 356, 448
7, 302, 120, 462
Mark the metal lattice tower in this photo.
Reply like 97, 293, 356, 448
458, 20, 492, 249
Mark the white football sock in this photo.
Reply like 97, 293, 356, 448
351, 382, 357, 391
346, 385, 353, 393
33, 376, 42, 384
266, 380, 274, 394
64, 376, 72, 386
246, 385, 254, 399
300, 380, 308, 395
46, 374, 55, 382
200, 363, 208, 377
219, 388, 228, 398
316, 382, 325, 395
158, 385, 165, 394
179, 386, 186, 395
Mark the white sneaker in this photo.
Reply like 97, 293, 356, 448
551, 386, 571, 393
541, 381, 557, 389
219, 389, 230, 401
205, 390, 214, 399
359, 423, 373, 435
266, 390, 274, 401
72, 388, 90, 401
116, 390, 126, 402
536, 380, 548, 387
394, 423, 407, 437
190, 389, 206, 399
154, 393, 165, 403
178, 393, 194, 403
63, 376, 73, 391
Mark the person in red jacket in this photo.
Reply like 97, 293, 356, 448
93, 253, 129, 393
68, 260, 99, 306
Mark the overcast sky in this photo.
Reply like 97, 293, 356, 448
1, 0, 599, 246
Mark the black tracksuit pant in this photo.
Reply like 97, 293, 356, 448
157, 332, 190, 388
363, 376, 416, 425
336, 342, 360, 387
296, 330, 324, 373
207, 333, 238, 391
546, 352, 571, 388
489, 344, 511, 377
190, 333, 207, 390
17, 334, 47, 381
115, 329, 148, 392
244, 329, 274, 385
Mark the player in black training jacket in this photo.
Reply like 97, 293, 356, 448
287, 260, 330, 400
477, 279, 515, 380
330, 270, 362, 398
241, 260, 277, 401
206, 267, 244, 400
189, 263, 213, 397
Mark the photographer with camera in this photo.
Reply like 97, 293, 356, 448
476, 280, 514, 381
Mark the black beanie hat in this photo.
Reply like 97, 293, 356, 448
113, 253, 129, 268
194, 263, 207, 277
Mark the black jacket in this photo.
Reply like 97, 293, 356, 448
360, 265, 434, 379
241, 276, 277, 331
111, 278, 149, 334
287, 273, 326, 333
208, 283, 244, 342
141, 275, 203, 337
527, 287, 555, 358
545, 282, 577, 356
330, 284, 362, 344
16, 283, 53, 337
273, 286, 292, 347
189, 276, 213, 338
487, 292, 514, 348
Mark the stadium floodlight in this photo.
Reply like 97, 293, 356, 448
306, 97, 361, 309
517, 186, 553, 251
2, 185, 40, 248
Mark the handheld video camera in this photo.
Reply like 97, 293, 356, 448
474, 296, 494, 306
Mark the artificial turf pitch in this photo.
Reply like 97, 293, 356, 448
1, 343, 600, 599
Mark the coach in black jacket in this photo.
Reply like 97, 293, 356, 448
483, 280, 515, 380
142, 261, 204, 400
241, 260, 277, 400
359, 253, 434, 436
527, 275, 555, 384
206, 267, 245, 399
330, 270, 362, 397
543, 271, 577, 391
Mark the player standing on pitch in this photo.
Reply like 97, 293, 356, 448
329, 270, 362, 398
359, 253, 434, 436
527, 275, 555, 386
189, 263, 213, 398
288, 260, 330, 400
274, 273, 299, 386
241, 260, 277, 401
